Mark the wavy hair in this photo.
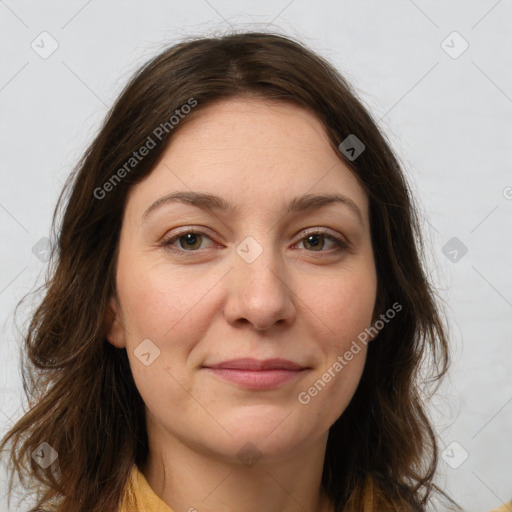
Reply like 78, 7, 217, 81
1, 30, 460, 511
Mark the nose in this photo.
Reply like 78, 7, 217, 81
223, 244, 296, 332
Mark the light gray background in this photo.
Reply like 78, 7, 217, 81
1, 1, 511, 511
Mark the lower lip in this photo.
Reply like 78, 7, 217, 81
205, 368, 305, 390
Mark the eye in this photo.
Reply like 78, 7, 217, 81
161, 231, 214, 252
295, 229, 349, 254
160, 228, 349, 256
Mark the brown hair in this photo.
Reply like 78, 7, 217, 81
1, 30, 460, 511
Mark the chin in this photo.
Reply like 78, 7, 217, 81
200, 414, 324, 465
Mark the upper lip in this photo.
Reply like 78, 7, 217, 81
204, 358, 306, 370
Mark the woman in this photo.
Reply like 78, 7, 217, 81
1, 31, 461, 512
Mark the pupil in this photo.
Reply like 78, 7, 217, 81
308, 235, 319, 246
307, 235, 323, 250
182, 233, 200, 249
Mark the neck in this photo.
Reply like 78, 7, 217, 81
141, 418, 334, 512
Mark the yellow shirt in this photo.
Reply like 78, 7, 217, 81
118, 465, 512, 512
489, 502, 512, 512
119, 464, 174, 512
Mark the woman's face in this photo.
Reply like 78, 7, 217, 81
107, 97, 378, 463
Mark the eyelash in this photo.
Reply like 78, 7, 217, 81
160, 228, 349, 257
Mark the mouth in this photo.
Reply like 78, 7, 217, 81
202, 358, 309, 390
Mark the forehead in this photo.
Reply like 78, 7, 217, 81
168, 97, 334, 160
125, 97, 369, 223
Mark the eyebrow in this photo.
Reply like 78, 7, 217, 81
141, 191, 364, 225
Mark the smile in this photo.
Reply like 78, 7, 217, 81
202, 358, 309, 390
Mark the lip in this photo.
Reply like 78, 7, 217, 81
206, 358, 306, 371
203, 358, 308, 390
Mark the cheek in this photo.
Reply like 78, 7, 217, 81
117, 261, 213, 343
294, 266, 375, 418
116, 263, 220, 398
296, 329, 369, 432
303, 266, 377, 343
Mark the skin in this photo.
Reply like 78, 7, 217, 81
107, 97, 378, 512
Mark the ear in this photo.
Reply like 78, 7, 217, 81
105, 296, 127, 349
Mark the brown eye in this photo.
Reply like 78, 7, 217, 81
297, 231, 348, 253
162, 231, 212, 252
302, 234, 327, 251
176, 233, 203, 250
